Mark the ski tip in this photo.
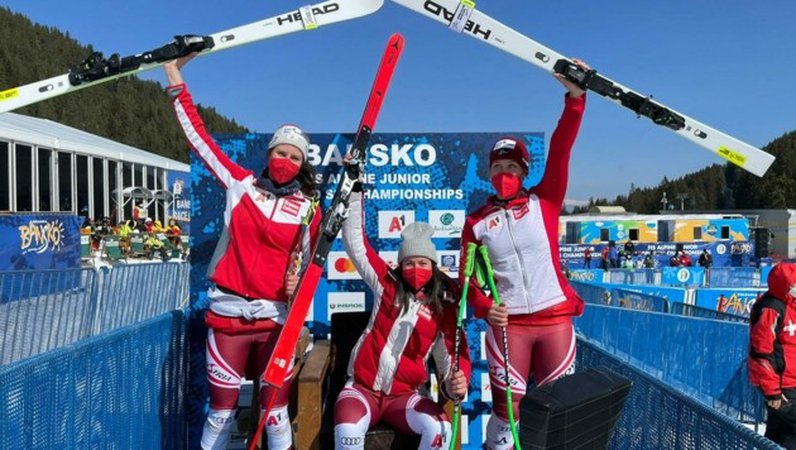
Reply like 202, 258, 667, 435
387, 33, 405, 52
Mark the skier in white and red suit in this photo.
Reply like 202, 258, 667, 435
164, 54, 322, 450
334, 184, 486, 449
460, 60, 589, 450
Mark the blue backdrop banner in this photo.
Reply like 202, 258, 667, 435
189, 131, 544, 448
0, 214, 82, 270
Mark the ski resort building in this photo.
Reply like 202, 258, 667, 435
0, 112, 189, 224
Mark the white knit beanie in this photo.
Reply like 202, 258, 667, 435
398, 222, 437, 264
268, 124, 310, 160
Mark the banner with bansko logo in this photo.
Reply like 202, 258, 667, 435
0, 214, 82, 270
166, 171, 192, 235
188, 131, 544, 447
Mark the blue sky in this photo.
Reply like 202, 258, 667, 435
1, 0, 793, 201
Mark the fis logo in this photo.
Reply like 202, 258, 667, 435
276, 3, 340, 26
423, 0, 492, 40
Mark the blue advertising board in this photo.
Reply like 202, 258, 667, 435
0, 214, 82, 271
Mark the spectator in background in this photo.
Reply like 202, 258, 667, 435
624, 240, 636, 256
749, 263, 796, 448
670, 251, 684, 267
118, 220, 134, 255
144, 218, 154, 233
609, 244, 619, 268
680, 251, 693, 267
699, 249, 713, 285
166, 218, 183, 250
601, 246, 610, 270
584, 247, 592, 269
643, 252, 655, 269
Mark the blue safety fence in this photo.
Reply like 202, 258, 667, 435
0, 262, 190, 365
670, 302, 750, 323
0, 269, 97, 365
575, 303, 764, 423
570, 280, 613, 305
709, 267, 759, 288
577, 339, 777, 450
0, 309, 189, 449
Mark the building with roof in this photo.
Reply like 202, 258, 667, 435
0, 112, 189, 224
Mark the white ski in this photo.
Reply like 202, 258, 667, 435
0, 0, 384, 114
391, 0, 775, 177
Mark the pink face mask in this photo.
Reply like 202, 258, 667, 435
403, 267, 433, 291
268, 157, 301, 184
491, 172, 522, 199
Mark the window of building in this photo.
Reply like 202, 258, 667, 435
629, 228, 639, 241
92, 157, 105, 220
122, 162, 133, 221
38, 148, 53, 211
0, 142, 9, 211
108, 160, 118, 223
600, 228, 610, 242
76, 154, 89, 218
147, 166, 156, 219
15, 144, 33, 212
58, 152, 73, 212
721, 226, 730, 240
693, 226, 703, 240
133, 164, 143, 187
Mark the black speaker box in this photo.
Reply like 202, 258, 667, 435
519, 367, 632, 450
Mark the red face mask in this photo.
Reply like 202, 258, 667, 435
491, 172, 522, 199
268, 157, 301, 184
402, 267, 433, 291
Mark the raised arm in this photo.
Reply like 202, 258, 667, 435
533, 60, 588, 206
164, 56, 251, 189
342, 191, 391, 300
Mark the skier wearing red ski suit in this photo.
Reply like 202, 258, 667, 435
460, 65, 587, 450
165, 56, 322, 450
333, 187, 482, 450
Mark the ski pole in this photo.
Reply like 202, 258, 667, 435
478, 245, 521, 450
449, 242, 477, 450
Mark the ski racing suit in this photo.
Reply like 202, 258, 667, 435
334, 191, 476, 450
169, 83, 322, 450
460, 93, 586, 450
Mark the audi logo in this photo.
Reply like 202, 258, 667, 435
340, 436, 363, 446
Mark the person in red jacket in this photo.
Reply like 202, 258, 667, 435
749, 263, 796, 448
164, 54, 322, 450
334, 182, 480, 449
460, 60, 588, 450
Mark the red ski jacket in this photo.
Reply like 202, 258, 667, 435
749, 263, 796, 398
168, 83, 321, 302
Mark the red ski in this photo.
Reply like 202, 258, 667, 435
250, 33, 404, 449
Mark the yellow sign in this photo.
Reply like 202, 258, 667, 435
0, 87, 19, 102
717, 146, 747, 167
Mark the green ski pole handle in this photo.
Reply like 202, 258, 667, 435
449, 243, 477, 450
478, 245, 522, 450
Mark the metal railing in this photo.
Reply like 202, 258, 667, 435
0, 262, 189, 365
